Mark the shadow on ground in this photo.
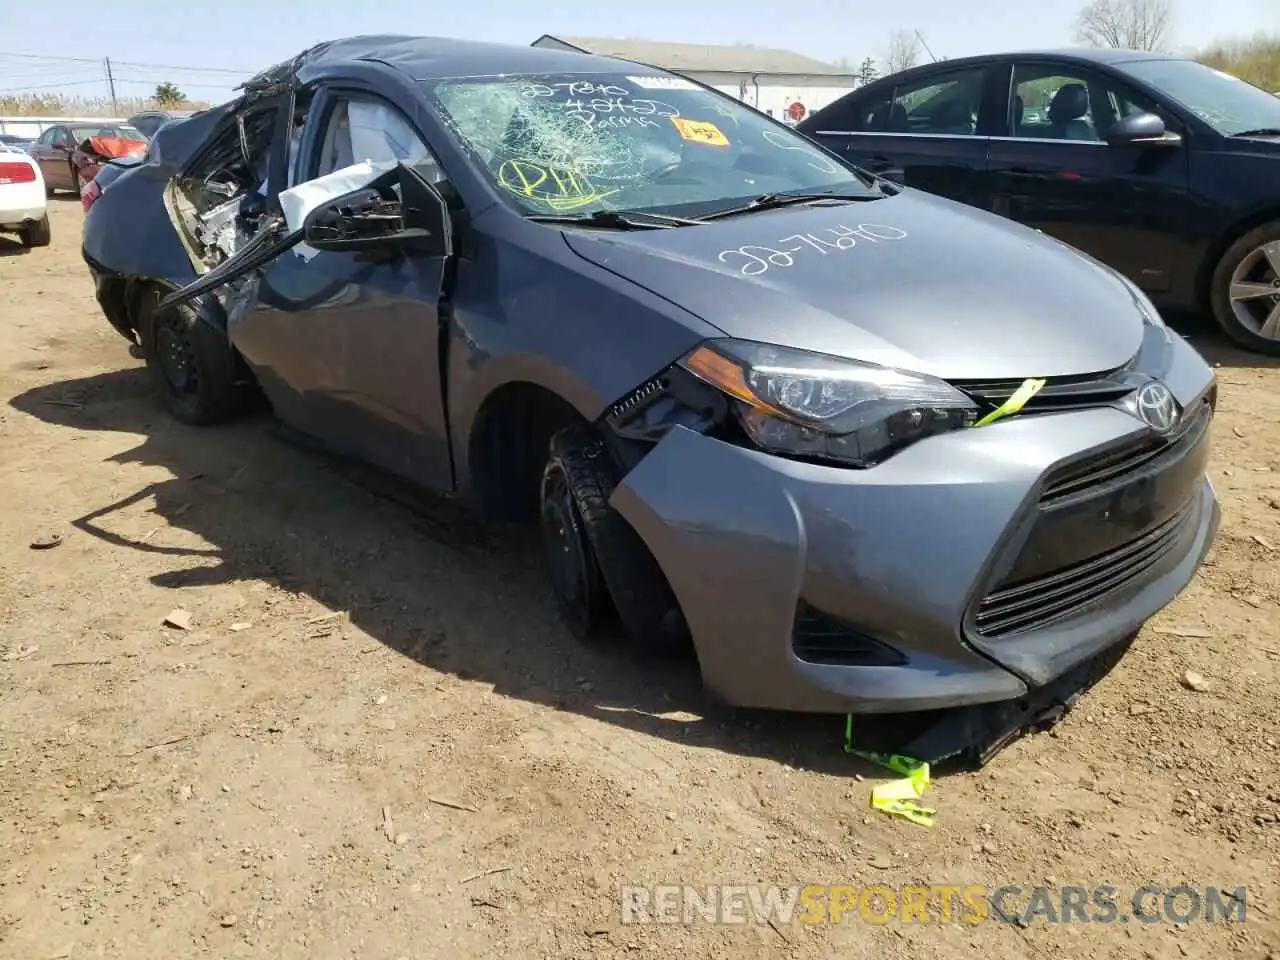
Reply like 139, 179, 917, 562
0, 235, 29, 257
1166, 310, 1280, 370
11, 349, 1184, 776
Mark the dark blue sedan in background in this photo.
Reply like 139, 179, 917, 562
798, 49, 1280, 355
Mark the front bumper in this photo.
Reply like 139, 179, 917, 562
611, 340, 1220, 714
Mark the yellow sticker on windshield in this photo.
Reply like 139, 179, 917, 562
670, 117, 730, 147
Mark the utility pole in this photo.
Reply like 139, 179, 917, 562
104, 57, 118, 114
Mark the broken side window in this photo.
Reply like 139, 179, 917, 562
278, 95, 452, 241
312, 96, 446, 186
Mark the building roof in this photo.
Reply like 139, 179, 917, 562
532, 35, 852, 77
239, 34, 667, 91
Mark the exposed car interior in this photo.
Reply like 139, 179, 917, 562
167, 104, 284, 269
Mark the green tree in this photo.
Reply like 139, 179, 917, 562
153, 82, 185, 105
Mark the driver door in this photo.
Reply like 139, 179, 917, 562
159, 86, 458, 494
986, 60, 1191, 293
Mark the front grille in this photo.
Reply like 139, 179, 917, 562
1041, 400, 1211, 504
951, 370, 1135, 416
974, 504, 1193, 638
792, 604, 905, 666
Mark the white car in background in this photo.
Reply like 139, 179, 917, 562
0, 143, 51, 248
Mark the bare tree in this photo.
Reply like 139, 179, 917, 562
884, 29, 921, 74
1075, 0, 1173, 52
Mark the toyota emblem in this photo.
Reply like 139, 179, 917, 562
1134, 380, 1179, 433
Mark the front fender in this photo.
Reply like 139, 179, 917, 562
445, 225, 721, 491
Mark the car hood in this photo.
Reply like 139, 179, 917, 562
561, 190, 1146, 380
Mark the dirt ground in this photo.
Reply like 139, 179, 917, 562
1, 198, 1278, 960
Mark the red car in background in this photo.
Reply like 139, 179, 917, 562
27, 122, 147, 196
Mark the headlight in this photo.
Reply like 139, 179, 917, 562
679, 339, 978, 467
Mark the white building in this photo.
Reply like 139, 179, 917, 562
530, 35, 858, 125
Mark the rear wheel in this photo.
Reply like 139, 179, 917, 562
139, 293, 247, 425
540, 424, 688, 651
20, 214, 51, 248
1210, 221, 1280, 355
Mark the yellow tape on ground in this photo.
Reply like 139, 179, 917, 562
844, 716, 936, 827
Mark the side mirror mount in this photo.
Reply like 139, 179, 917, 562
301, 162, 449, 254
1105, 112, 1182, 147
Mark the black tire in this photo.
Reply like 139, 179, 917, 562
1209, 220, 1280, 356
541, 424, 688, 652
139, 292, 246, 425
20, 214, 51, 248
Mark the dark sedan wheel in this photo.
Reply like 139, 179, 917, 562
140, 294, 248, 425
1210, 221, 1280, 356
540, 424, 689, 652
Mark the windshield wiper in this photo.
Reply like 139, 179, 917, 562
1233, 128, 1280, 138
525, 209, 700, 229
698, 190, 884, 222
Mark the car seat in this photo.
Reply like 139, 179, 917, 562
887, 102, 910, 132
1046, 84, 1096, 141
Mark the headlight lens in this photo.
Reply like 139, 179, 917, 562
679, 339, 978, 467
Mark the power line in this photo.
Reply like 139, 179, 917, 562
0, 51, 100, 64
111, 59, 252, 75
0, 78, 107, 93
0, 50, 253, 75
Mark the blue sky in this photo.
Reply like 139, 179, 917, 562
2, 0, 1276, 102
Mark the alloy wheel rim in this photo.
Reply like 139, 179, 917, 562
1228, 239, 1280, 340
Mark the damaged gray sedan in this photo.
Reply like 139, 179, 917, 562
82, 35, 1221, 731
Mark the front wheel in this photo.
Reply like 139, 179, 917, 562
139, 293, 247, 425
1209, 221, 1280, 355
540, 424, 688, 652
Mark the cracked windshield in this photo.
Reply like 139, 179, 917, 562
428, 72, 874, 216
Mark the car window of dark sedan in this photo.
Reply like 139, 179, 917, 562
1116, 58, 1280, 137
1009, 64, 1158, 141
425, 72, 873, 217
875, 68, 987, 135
